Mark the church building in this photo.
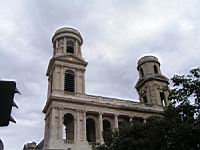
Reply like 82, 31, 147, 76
23, 27, 169, 150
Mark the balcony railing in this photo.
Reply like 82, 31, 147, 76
51, 90, 164, 112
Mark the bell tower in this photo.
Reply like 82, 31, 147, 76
135, 56, 169, 106
46, 27, 87, 97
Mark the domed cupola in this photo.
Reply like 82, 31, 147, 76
52, 27, 83, 57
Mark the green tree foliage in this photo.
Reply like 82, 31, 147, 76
96, 68, 200, 150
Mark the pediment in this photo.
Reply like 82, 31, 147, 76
56, 54, 88, 66
46, 54, 88, 76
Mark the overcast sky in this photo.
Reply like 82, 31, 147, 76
0, 0, 200, 150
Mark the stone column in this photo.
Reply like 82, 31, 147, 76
75, 40, 78, 56
114, 114, 119, 129
129, 117, 133, 123
53, 67, 60, 91
143, 118, 147, 123
83, 71, 85, 93
64, 37, 66, 54
58, 108, 63, 140
55, 40, 58, 55
57, 65, 61, 91
83, 111, 87, 142
50, 108, 57, 139
99, 112, 104, 144
76, 109, 80, 142
74, 115, 77, 143
164, 91, 169, 106
60, 66, 64, 91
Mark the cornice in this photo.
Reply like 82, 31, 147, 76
46, 54, 88, 76
43, 95, 164, 115
135, 75, 169, 89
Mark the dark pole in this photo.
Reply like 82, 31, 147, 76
0, 139, 4, 150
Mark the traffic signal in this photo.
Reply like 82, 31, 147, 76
0, 80, 20, 126
0, 138, 4, 150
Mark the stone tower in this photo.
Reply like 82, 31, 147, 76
135, 56, 169, 106
43, 27, 89, 150
46, 27, 87, 98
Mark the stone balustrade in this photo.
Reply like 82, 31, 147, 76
50, 90, 164, 112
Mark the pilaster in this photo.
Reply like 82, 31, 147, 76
58, 107, 64, 140
83, 110, 87, 142
76, 109, 81, 142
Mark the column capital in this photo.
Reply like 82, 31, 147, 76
76, 108, 82, 112
82, 109, 87, 113
114, 113, 119, 117
75, 108, 87, 113
58, 106, 64, 110
99, 111, 104, 115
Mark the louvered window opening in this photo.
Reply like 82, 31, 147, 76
66, 40, 74, 54
64, 71, 75, 92
154, 65, 158, 74
160, 92, 166, 106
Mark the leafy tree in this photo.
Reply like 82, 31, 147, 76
97, 68, 200, 150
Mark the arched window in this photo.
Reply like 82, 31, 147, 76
154, 65, 158, 74
103, 120, 111, 131
86, 118, 96, 143
118, 118, 129, 129
66, 40, 74, 54
132, 117, 144, 123
143, 95, 147, 104
103, 120, 111, 142
118, 121, 124, 129
64, 70, 75, 92
140, 68, 144, 77
160, 92, 166, 106
63, 113, 74, 142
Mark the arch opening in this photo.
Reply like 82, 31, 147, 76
66, 40, 74, 54
143, 95, 147, 104
132, 117, 144, 123
86, 118, 96, 143
103, 120, 111, 142
63, 113, 74, 142
103, 120, 111, 131
154, 65, 158, 74
160, 92, 166, 106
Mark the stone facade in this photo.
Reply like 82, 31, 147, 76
23, 27, 169, 150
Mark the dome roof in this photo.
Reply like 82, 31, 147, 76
137, 56, 160, 69
52, 27, 83, 44
54, 27, 82, 37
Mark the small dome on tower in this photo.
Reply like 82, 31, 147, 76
52, 27, 83, 45
137, 55, 160, 70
